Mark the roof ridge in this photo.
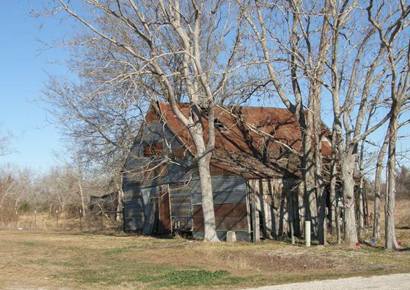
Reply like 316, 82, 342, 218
156, 101, 290, 111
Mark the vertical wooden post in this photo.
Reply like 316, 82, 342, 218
254, 210, 260, 242
56, 209, 59, 228
251, 193, 260, 243
305, 221, 311, 247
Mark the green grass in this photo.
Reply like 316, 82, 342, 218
157, 270, 244, 288
59, 261, 244, 288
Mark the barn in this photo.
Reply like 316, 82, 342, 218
122, 102, 332, 242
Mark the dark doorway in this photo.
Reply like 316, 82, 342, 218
157, 190, 172, 234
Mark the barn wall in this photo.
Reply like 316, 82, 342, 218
123, 119, 192, 187
190, 175, 251, 241
169, 184, 194, 232
123, 184, 161, 232
123, 119, 193, 233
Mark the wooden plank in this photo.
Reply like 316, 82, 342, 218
249, 190, 260, 243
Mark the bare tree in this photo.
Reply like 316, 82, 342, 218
239, 0, 334, 243
325, 0, 400, 246
367, 0, 410, 250
0, 130, 11, 157
46, 0, 246, 241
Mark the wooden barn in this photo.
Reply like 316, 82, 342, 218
122, 102, 332, 242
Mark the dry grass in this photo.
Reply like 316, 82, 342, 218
0, 199, 409, 289
0, 229, 409, 289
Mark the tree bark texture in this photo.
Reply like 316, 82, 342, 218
373, 134, 388, 240
385, 101, 400, 250
341, 152, 358, 246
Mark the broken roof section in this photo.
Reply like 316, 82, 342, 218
147, 102, 331, 179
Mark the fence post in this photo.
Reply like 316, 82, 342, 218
305, 221, 311, 247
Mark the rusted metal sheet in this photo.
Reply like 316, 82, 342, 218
155, 102, 332, 178
192, 203, 248, 232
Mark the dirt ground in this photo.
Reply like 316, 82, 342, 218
0, 229, 409, 290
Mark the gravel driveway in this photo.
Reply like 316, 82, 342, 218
247, 273, 410, 290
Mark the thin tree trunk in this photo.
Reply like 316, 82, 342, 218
115, 175, 124, 223
78, 179, 86, 218
357, 181, 364, 240
342, 151, 358, 246
373, 133, 388, 241
335, 198, 342, 244
385, 102, 400, 250
329, 169, 336, 235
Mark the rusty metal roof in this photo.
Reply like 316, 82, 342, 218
149, 102, 331, 179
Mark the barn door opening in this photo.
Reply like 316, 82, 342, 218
157, 186, 172, 235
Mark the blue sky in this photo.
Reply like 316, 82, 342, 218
0, 1, 408, 174
0, 1, 73, 171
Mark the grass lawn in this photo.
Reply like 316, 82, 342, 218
0, 229, 409, 289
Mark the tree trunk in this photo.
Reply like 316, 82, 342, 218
115, 176, 124, 223
78, 179, 86, 218
197, 154, 218, 242
357, 180, 364, 240
341, 151, 358, 246
335, 199, 342, 244
329, 152, 337, 235
315, 113, 326, 245
303, 110, 318, 240
385, 102, 400, 250
191, 122, 219, 242
373, 133, 388, 241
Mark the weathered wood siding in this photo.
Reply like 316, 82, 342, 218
123, 185, 160, 232
190, 175, 251, 241
123, 119, 192, 233
169, 184, 193, 232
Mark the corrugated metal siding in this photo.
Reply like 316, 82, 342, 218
190, 176, 247, 205
189, 175, 250, 240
